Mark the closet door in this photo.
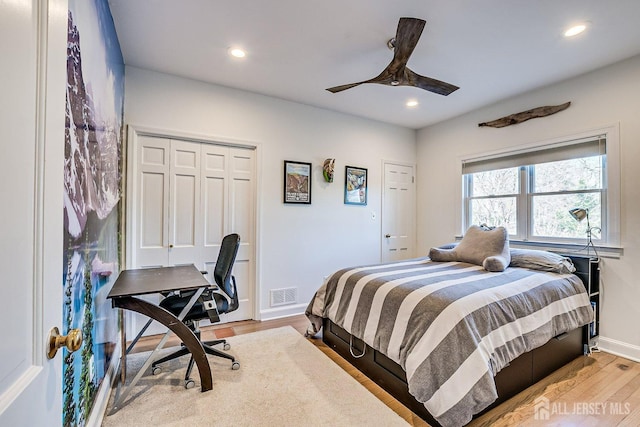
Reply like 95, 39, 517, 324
135, 137, 202, 268
226, 147, 255, 321
131, 134, 256, 326
135, 136, 170, 268
201, 144, 228, 269
167, 140, 202, 266
201, 145, 255, 321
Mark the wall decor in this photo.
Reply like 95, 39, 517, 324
344, 166, 367, 205
284, 160, 312, 204
323, 158, 335, 182
478, 101, 571, 128
63, 0, 125, 424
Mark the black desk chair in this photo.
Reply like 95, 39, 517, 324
152, 233, 241, 388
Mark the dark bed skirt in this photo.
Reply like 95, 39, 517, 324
322, 318, 587, 426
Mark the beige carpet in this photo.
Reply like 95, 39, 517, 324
102, 326, 409, 426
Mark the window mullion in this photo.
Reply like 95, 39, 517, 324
519, 166, 529, 241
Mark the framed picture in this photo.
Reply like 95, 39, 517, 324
344, 166, 367, 205
284, 160, 312, 204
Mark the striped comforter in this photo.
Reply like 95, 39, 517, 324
306, 258, 593, 427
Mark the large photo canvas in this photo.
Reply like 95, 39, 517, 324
62, 0, 124, 425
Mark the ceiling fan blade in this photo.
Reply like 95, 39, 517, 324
326, 69, 396, 93
326, 81, 367, 93
326, 17, 461, 95
390, 18, 426, 68
405, 68, 459, 96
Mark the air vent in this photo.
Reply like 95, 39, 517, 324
270, 287, 297, 307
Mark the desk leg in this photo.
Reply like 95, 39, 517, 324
119, 309, 126, 384
112, 296, 213, 392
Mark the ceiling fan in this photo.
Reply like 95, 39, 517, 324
326, 17, 459, 96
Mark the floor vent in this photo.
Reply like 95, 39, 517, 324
270, 287, 297, 307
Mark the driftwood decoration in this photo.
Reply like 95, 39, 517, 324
478, 102, 571, 128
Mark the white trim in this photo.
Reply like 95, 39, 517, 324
459, 123, 618, 164
0, 366, 42, 414
126, 124, 262, 324
33, 0, 49, 368
259, 303, 308, 321
126, 124, 260, 150
598, 336, 640, 363
380, 159, 417, 263
458, 123, 621, 247
85, 343, 121, 427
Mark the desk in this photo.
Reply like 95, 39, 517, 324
107, 264, 213, 410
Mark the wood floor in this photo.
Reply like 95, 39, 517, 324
133, 315, 640, 426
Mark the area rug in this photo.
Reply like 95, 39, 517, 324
102, 326, 408, 426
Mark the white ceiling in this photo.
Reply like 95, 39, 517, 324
107, 0, 640, 129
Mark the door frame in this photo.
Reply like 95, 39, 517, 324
380, 159, 417, 262
124, 125, 262, 320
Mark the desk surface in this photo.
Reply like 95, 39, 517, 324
107, 264, 210, 299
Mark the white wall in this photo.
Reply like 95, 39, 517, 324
124, 66, 416, 319
416, 54, 640, 360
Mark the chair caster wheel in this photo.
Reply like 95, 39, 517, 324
185, 379, 196, 389
223, 343, 231, 350
152, 366, 161, 375
231, 361, 240, 370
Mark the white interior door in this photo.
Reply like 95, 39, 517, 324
0, 0, 66, 424
194, 144, 256, 322
382, 162, 416, 262
129, 133, 256, 333
135, 137, 204, 268
222, 147, 255, 321
168, 140, 202, 266
135, 135, 170, 268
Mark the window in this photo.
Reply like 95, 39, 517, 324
462, 127, 620, 249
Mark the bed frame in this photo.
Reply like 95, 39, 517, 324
321, 254, 599, 426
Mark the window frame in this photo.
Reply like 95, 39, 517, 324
459, 124, 620, 251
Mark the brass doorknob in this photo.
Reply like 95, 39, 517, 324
47, 327, 82, 359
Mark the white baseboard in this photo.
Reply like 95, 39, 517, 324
86, 343, 122, 427
259, 303, 307, 321
597, 336, 640, 363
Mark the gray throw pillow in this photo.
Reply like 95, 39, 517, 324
429, 225, 510, 272
510, 249, 576, 274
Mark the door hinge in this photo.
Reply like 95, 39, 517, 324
412, 176, 414, 183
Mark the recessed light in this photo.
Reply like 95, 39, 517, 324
406, 100, 419, 108
564, 24, 587, 37
229, 48, 246, 58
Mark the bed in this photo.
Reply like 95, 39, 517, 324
306, 233, 596, 427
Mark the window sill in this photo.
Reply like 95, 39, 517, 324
453, 236, 623, 259
509, 240, 622, 259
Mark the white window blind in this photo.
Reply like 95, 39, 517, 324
462, 136, 605, 174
